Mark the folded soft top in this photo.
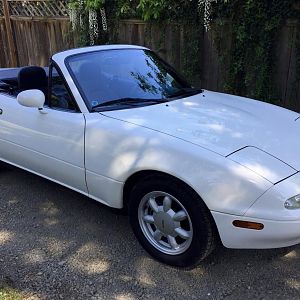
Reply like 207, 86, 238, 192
0, 67, 49, 81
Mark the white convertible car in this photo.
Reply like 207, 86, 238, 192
0, 45, 300, 267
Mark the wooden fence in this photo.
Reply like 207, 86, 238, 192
0, 0, 74, 67
0, 0, 299, 111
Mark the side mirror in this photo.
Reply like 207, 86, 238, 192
17, 89, 45, 110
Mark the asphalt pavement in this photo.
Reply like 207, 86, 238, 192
0, 164, 300, 300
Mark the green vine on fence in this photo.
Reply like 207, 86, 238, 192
213, 0, 298, 104
68, 0, 213, 42
115, 0, 220, 23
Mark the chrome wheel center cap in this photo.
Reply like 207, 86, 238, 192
154, 212, 175, 235
138, 191, 193, 255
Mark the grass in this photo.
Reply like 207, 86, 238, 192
0, 287, 22, 300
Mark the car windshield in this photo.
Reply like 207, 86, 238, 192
66, 49, 200, 110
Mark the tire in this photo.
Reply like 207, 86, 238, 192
128, 174, 217, 268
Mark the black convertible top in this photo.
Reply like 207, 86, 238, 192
0, 68, 22, 80
0, 67, 49, 96
0, 67, 49, 80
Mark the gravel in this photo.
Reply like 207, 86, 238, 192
0, 164, 300, 299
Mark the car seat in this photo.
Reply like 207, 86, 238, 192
18, 66, 48, 104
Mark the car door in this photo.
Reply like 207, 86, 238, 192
0, 65, 87, 194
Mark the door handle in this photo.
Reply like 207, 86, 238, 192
0, 109, 2, 115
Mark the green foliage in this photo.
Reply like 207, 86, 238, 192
214, 0, 296, 103
137, 0, 167, 20
116, 0, 139, 18
85, 0, 105, 10
115, 0, 199, 21
69, 0, 105, 10
0, 287, 22, 300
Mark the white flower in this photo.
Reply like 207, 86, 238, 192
198, 0, 218, 31
89, 10, 98, 45
68, 0, 108, 44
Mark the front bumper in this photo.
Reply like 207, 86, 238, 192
212, 211, 300, 249
212, 172, 300, 249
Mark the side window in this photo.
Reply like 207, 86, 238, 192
50, 65, 78, 112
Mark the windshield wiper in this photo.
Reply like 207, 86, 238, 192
91, 89, 202, 111
167, 88, 203, 99
91, 98, 167, 111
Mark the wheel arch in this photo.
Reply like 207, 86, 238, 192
124, 169, 221, 262
122, 169, 210, 213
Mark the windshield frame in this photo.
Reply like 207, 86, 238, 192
65, 48, 195, 112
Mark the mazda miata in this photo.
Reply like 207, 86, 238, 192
0, 45, 299, 267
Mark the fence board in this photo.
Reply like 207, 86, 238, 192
284, 20, 300, 112
275, 19, 300, 111
9, 17, 74, 66
276, 20, 295, 108
202, 20, 232, 92
0, 17, 10, 67
202, 27, 216, 90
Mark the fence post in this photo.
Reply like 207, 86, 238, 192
2, 0, 17, 67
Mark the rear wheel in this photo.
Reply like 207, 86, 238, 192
128, 175, 217, 268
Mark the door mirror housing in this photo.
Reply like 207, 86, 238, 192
17, 89, 45, 109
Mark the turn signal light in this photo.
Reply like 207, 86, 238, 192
232, 220, 264, 230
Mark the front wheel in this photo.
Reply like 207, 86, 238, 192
128, 175, 217, 268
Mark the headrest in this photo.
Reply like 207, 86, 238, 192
18, 66, 47, 92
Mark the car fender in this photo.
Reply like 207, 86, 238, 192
84, 113, 272, 214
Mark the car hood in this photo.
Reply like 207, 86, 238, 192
102, 90, 300, 170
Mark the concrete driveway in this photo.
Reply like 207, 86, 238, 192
0, 164, 300, 300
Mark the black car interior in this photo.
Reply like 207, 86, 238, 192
18, 66, 48, 95
0, 66, 78, 110
0, 66, 48, 99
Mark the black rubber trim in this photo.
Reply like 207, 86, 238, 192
48, 59, 80, 113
